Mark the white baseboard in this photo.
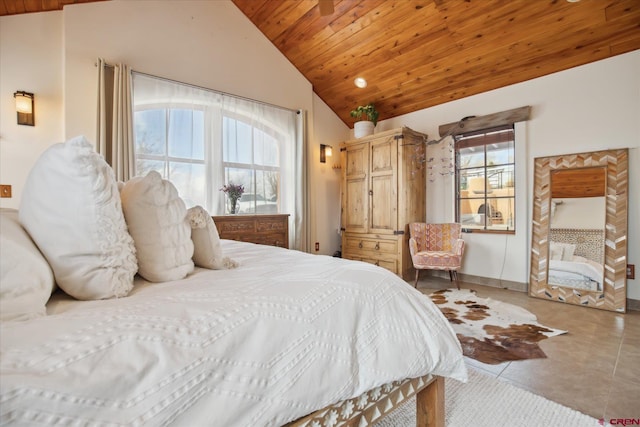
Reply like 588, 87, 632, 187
428, 271, 527, 292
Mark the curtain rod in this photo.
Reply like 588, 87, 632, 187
96, 61, 298, 114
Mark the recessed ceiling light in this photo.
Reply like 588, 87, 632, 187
354, 77, 367, 88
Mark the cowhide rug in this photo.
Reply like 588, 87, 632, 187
429, 289, 567, 365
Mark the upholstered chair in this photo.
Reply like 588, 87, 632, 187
408, 223, 465, 288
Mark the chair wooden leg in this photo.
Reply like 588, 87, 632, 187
453, 270, 460, 290
414, 269, 420, 287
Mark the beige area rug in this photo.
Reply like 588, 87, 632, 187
429, 289, 567, 364
373, 367, 599, 427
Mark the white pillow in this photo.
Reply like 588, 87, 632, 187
0, 209, 55, 321
549, 242, 564, 261
19, 136, 138, 300
120, 171, 194, 282
186, 206, 238, 270
560, 243, 576, 261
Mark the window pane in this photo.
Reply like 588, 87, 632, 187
224, 167, 252, 191
223, 117, 252, 164
222, 116, 236, 162
168, 109, 205, 160
485, 197, 515, 230
135, 109, 166, 155
458, 145, 484, 169
460, 168, 487, 199
193, 110, 204, 159
254, 129, 279, 167
486, 165, 512, 191
487, 140, 514, 166
255, 170, 279, 213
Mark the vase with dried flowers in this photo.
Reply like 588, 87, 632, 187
220, 183, 245, 214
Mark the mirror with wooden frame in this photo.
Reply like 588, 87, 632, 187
529, 149, 628, 312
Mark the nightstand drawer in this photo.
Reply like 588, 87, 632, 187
212, 214, 289, 249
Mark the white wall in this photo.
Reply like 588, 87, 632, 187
379, 50, 640, 299
551, 197, 606, 229
0, 12, 65, 209
62, 1, 314, 143
311, 93, 348, 256
0, 0, 350, 255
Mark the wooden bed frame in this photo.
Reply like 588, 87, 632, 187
286, 375, 444, 427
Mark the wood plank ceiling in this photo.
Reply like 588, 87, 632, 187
233, 0, 640, 126
3, 0, 639, 126
0, 0, 106, 15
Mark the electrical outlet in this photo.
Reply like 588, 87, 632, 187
0, 185, 12, 198
627, 264, 635, 280
315, 242, 319, 251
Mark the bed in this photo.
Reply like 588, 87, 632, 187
548, 257, 604, 291
548, 230, 605, 292
0, 137, 466, 426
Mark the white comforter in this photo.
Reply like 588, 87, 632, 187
1, 240, 466, 426
548, 258, 604, 291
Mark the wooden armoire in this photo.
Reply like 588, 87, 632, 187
340, 127, 427, 280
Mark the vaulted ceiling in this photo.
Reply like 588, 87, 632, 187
233, 0, 640, 126
3, 0, 639, 127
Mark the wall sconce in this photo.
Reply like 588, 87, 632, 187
320, 144, 332, 163
14, 91, 35, 126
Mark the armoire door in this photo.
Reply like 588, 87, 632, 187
369, 136, 398, 234
342, 141, 370, 234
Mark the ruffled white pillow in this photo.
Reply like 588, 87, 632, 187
0, 209, 55, 321
187, 206, 238, 269
549, 242, 564, 261
19, 135, 138, 300
121, 171, 194, 282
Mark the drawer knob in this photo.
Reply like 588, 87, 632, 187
375, 261, 379, 266
358, 241, 363, 249
374, 242, 380, 250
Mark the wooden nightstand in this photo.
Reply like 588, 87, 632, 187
212, 214, 290, 249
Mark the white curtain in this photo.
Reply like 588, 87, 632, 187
132, 73, 221, 211
96, 58, 135, 181
131, 73, 306, 250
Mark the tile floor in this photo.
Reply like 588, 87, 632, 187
417, 276, 640, 420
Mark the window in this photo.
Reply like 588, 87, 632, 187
222, 116, 280, 214
134, 107, 206, 207
131, 72, 299, 227
455, 125, 515, 232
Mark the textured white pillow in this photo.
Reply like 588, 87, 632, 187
120, 171, 194, 282
0, 209, 55, 321
549, 242, 564, 261
18, 136, 138, 300
559, 243, 576, 261
186, 206, 238, 270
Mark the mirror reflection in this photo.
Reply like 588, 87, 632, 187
547, 167, 606, 291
